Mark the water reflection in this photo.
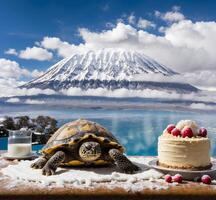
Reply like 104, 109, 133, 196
1, 107, 216, 156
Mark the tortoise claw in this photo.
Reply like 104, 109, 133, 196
31, 158, 47, 169
30, 163, 37, 169
31, 162, 43, 169
42, 165, 56, 176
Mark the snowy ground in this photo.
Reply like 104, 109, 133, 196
1, 157, 168, 192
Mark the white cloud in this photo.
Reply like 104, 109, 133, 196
0, 58, 29, 78
137, 18, 156, 29
6, 97, 20, 103
40, 37, 62, 50
24, 99, 45, 104
178, 71, 216, 89
79, 21, 216, 86
158, 26, 166, 33
5, 97, 45, 104
31, 69, 44, 78
4, 48, 18, 56
155, 7, 185, 22
137, 71, 216, 90
163, 11, 185, 22
0, 58, 49, 97
0, 78, 56, 97
19, 46, 53, 61
172, 5, 181, 12
40, 36, 84, 58
78, 23, 139, 49
128, 13, 136, 25
0, 58, 44, 80
62, 87, 216, 103
190, 103, 216, 110
154, 11, 161, 18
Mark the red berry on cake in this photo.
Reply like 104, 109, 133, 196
201, 175, 211, 184
173, 174, 183, 183
198, 128, 207, 137
181, 127, 193, 138
164, 174, 172, 183
171, 128, 181, 137
176, 120, 199, 136
166, 124, 176, 134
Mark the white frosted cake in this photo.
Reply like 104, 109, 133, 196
158, 120, 211, 170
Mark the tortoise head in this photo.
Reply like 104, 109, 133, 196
79, 141, 101, 162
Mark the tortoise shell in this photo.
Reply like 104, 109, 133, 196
41, 119, 124, 166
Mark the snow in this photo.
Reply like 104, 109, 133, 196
25, 49, 177, 86
21, 49, 200, 93
22, 49, 203, 93
1, 157, 166, 192
0, 117, 6, 123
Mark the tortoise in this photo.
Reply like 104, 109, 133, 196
31, 118, 139, 176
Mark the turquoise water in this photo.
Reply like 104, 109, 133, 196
1, 107, 216, 156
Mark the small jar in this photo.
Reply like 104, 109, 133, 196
8, 130, 32, 157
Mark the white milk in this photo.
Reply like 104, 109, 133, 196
8, 143, 32, 157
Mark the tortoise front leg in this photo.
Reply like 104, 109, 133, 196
109, 149, 140, 174
31, 156, 49, 169
42, 151, 65, 176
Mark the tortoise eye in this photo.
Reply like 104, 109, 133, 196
73, 138, 80, 143
103, 138, 110, 143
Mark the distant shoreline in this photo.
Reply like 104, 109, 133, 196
1, 99, 216, 114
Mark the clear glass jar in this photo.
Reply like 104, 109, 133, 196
8, 130, 32, 157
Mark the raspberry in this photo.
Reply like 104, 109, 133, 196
166, 124, 176, 134
201, 175, 211, 184
171, 128, 181, 136
171, 128, 181, 137
173, 174, 183, 183
164, 174, 172, 183
198, 128, 207, 137
181, 127, 193, 138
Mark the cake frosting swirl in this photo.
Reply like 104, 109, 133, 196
158, 120, 211, 170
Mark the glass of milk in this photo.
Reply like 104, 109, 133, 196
8, 130, 32, 157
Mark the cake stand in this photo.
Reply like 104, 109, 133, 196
148, 158, 216, 181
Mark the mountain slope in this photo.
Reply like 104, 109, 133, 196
22, 49, 198, 93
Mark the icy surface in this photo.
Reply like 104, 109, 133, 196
1, 157, 165, 191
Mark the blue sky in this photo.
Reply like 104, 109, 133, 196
1, 0, 216, 72
1, 0, 216, 99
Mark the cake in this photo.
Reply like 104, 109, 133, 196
158, 120, 211, 170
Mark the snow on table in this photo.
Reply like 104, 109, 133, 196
1, 157, 167, 192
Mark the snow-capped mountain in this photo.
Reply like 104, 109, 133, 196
22, 49, 198, 93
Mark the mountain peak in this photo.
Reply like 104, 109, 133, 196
28, 49, 177, 85
21, 49, 199, 93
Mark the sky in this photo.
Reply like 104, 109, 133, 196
1, 0, 216, 98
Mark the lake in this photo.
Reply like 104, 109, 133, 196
1, 105, 216, 156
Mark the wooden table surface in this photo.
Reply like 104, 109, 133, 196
0, 150, 216, 200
